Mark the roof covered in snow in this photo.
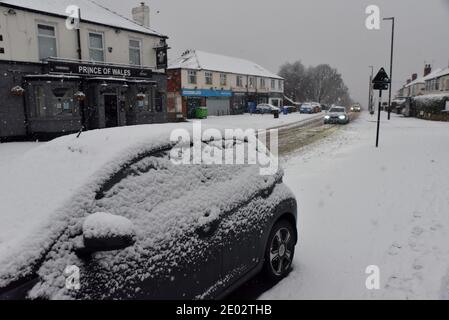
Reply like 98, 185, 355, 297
429, 67, 449, 80
168, 50, 283, 80
0, 0, 167, 38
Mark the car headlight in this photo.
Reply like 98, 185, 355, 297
324, 115, 330, 119
339, 115, 346, 120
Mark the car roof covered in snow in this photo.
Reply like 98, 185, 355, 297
0, 0, 167, 38
168, 50, 283, 80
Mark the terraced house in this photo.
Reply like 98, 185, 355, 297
167, 50, 284, 118
0, 0, 169, 140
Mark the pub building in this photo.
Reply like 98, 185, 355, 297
0, 1, 170, 141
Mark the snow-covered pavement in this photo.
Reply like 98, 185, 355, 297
261, 113, 449, 300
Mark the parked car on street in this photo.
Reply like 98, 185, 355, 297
256, 103, 280, 114
299, 103, 313, 114
324, 106, 350, 124
0, 126, 298, 300
283, 106, 298, 113
312, 104, 322, 113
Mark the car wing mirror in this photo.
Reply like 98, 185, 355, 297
77, 212, 136, 256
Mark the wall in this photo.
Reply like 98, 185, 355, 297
179, 69, 284, 94
0, 5, 163, 70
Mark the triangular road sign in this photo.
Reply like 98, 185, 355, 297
372, 67, 390, 84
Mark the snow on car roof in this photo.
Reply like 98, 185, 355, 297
0, 0, 167, 38
168, 49, 283, 80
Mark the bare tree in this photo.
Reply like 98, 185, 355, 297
279, 61, 352, 105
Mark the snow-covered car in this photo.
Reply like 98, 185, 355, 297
256, 104, 280, 114
324, 106, 350, 124
0, 126, 297, 300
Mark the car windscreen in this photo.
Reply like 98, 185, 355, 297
329, 107, 345, 113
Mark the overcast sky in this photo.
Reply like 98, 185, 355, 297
98, 0, 449, 104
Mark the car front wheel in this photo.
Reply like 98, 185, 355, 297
262, 220, 295, 282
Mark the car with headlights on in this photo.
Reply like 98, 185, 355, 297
350, 105, 361, 112
0, 125, 298, 300
324, 106, 350, 124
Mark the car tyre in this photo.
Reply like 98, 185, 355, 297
262, 219, 296, 282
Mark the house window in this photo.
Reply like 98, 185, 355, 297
129, 39, 141, 65
37, 24, 57, 60
188, 70, 197, 84
249, 77, 255, 88
236, 75, 243, 87
220, 73, 227, 86
260, 78, 266, 89
279, 80, 283, 91
205, 72, 213, 85
271, 79, 276, 90
89, 32, 104, 62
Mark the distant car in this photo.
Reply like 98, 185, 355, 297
0, 128, 298, 300
324, 106, 350, 124
256, 104, 280, 114
283, 106, 297, 113
299, 103, 313, 114
350, 105, 361, 112
312, 104, 322, 113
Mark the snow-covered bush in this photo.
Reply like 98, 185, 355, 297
412, 93, 449, 121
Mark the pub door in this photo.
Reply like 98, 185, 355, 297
104, 94, 119, 128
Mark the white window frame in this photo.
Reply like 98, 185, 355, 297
88, 31, 105, 62
236, 75, 243, 87
129, 38, 142, 66
271, 79, 276, 90
220, 73, 227, 86
37, 23, 58, 60
249, 76, 255, 88
205, 71, 213, 85
188, 70, 197, 84
260, 78, 266, 89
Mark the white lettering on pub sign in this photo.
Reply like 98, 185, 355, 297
78, 65, 132, 77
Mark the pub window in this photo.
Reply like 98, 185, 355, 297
129, 39, 141, 65
205, 72, 213, 85
236, 75, 243, 87
89, 32, 105, 62
137, 90, 153, 112
188, 70, 197, 84
220, 73, 227, 86
37, 24, 57, 60
34, 86, 46, 117
271, 79, 276, 90
259, 78, 266, 89
50, 87, 75, 116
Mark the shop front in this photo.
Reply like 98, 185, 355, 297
21, 59, 167, 139
181, 88, 232, 119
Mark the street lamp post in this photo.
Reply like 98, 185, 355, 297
383, 17, 395, 120
368, 65, 374, 114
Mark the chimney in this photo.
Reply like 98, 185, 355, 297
411, 73, 418, 81
132, 2, 150, 27
423, 64, 432, 77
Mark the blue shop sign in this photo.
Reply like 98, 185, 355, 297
182, 89, 233, 97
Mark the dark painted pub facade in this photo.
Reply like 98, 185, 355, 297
0, 57, 168, 141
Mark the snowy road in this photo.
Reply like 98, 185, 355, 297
260, 113, 449, 300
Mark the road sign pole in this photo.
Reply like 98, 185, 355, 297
376, 90, 382, 148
